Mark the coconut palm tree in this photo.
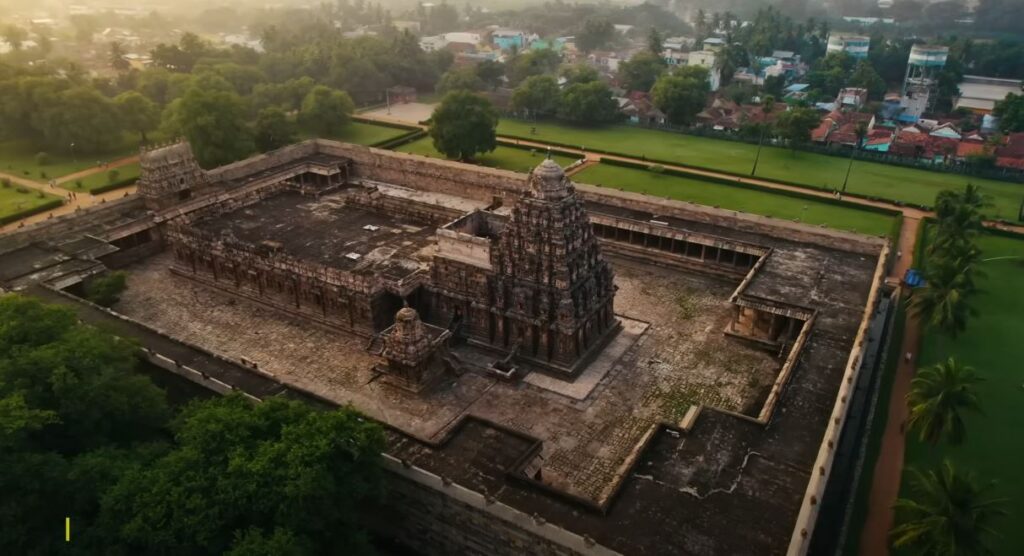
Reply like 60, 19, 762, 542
906, 357, 983, 445
910, 259, 976, 338
891, 461, 1005, 555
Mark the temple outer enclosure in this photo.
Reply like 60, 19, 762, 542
0, 138, 893, 556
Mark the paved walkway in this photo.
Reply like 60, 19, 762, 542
0, 156, 140, 234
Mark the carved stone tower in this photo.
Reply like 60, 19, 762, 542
137, 141, 209, 210
490, 158, 618, 375
374, 307, 451, 391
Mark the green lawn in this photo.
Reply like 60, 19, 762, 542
497, 120, 1024, 221
0, 185, 62, 221
395, 137, 581, 173
574, 163, 894, 237
301, 121, 411, 146
0, 138, 144, 183
61, 162, 140, 193
900, 231, 1024, 555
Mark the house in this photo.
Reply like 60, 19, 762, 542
664, 36, 696, 51
688, 50, 720, 91
620, 92, 666, 126
836, 88, 869, 109
954, 75, 1022, 113
812, 111, 874, 146
862, 129, 895, 152
696, 98, 786, 131
702, 37, 725, 52
784, 83, 810, 102
996, 133, 1024, 170
393, 21, 421, 33
419, 35, 447, 52
492, 29, 526, 51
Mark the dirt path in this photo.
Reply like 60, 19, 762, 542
0, 166, 137, 234
858, 216, 923, 556
56, 155, 140, 184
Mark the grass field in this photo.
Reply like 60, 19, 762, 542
497, 120, 1024, 221
0, 185, 62, 221
301, 121, 412, 146
573, 163, 895, 237
395, 137, 580, 173
60, 162, 140, 193
899, 230, 1024, 554
0, 139, 142, 183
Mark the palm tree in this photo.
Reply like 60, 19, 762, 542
906, 357, 983, 445
910, 258, 976, 338
841, 121, 869, 192
750, 95, 775, 176
891, 461, 1005, 555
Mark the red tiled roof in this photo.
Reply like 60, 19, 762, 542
956, 141, 988, 158
996, 157, 1024, 170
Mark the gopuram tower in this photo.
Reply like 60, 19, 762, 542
491, 158, 618, 375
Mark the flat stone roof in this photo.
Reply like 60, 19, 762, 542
192, 191, 435, 282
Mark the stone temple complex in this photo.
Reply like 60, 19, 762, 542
0, 137, 894, 556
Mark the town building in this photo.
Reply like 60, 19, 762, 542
827, 34, 871, 59
954, 75, 1023, 113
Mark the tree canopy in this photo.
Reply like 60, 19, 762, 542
511, 75, 560, 117
994, 93, 1024, 133
299, 85, 355, 138
167, 83, 254, 168
618, 51, 666, 93
652, 66, 710, 126
429, 91, 498, 161
558, 81, 620, 125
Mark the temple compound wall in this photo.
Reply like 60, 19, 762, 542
114, 138, 892, 555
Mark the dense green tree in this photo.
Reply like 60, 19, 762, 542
109, 41, 130, 72
557, 81, 620, 124
906, 358, 984, 445
39, 86, 124, 153
436, 66, 485, 94
136, 68, 194, 105
98, 395, 385, 555
195, 63, 268, 96
299, 85, 355, 137
507, 49, 562, 86
511, 75, 560, 117
474, 60, 505, 90
560, 64, 601, 86
618, 51, 667, 93
84, 271, 129, 307
251, 77, 316, 112
151, 32, 213, 72
429, 91, 498, 160
892, 461, 1005, 555
254, 107, 298, 152
651, 66, 710, 126
0, 294, 170, 553
170, 85, 254, 167
576, 19, 615, 53
114, 91, 161, 143
774, 107, 820, 151
993, 93, 1024, 133
647, 27, 664, 55
848, 60, 887, 100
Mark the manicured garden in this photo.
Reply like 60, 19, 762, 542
0, 139, 140, 183
899, 230, 1024, 555
0, 183, 63, 224
497, 119, 1024, 221
573, 162, 895, 237
302, 121, 412, 146
394, 137, 580, 173
61, 162, 141, 193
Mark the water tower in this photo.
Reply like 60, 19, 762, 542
900, 44, 949, 120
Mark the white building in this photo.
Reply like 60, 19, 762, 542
827, 34, 870, 59
688, 50, 721, 91
954, 75, 1023, 113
